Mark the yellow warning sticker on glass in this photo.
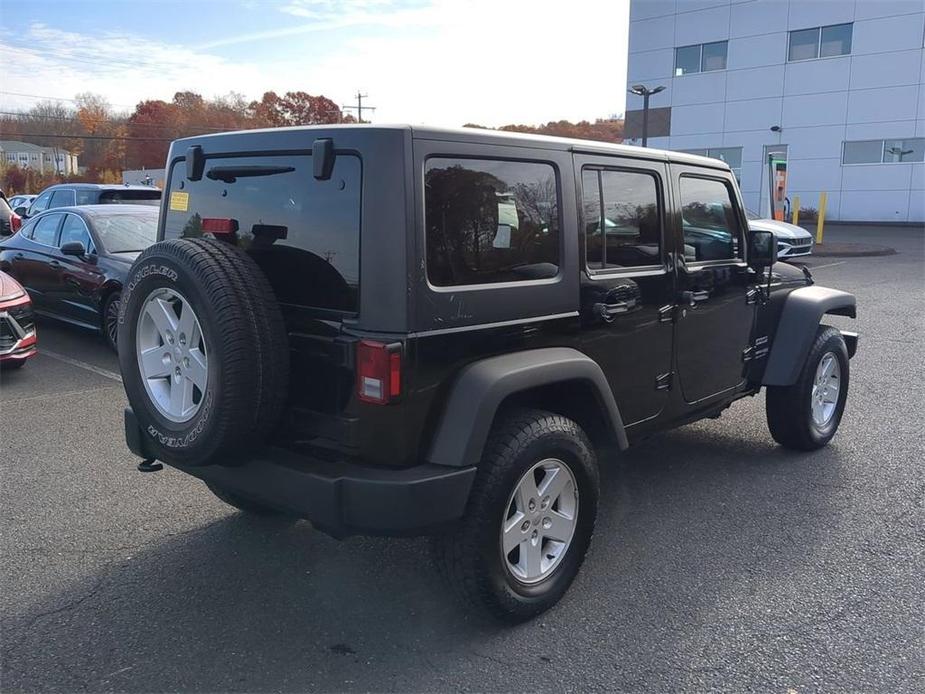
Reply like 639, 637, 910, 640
169, 191, 189, 212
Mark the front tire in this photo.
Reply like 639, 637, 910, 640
766, 325, 849, 450
436, 409, 599, 622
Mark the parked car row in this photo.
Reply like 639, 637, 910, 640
0, 269, 37, 369
0, 184, 163, 357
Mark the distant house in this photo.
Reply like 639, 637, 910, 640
0, 140, 79, 175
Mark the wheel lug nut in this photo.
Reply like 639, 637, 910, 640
521, 520, 530, 532
528, 499, 536, 511
531, 530, 538, 540
542, 517, 551, 529
183, 357, 190, 369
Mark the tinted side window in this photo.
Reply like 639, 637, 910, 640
31, 214, 63, 246
425, 158, 560, 286
164, 154, 361, 313
30, 191, 52, 214
100, 190, 161, 205
59, 214, 93, 250
582, 168, 662, 270
679, 176, 741, 262
49, 189, 76, 208
76, 190, 97, 205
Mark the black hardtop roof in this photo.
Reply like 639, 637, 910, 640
172, 124, 730, 171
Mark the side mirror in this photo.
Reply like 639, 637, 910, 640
14, 206, 28, 217
748, 229, 778, 270
60, 241, 87, 257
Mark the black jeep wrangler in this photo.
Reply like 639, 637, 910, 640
118, 125, 857, 621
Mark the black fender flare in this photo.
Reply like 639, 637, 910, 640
425, 347, 628, 468
762, 286, 856, 386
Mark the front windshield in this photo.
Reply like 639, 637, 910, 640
93, 213, 158, 253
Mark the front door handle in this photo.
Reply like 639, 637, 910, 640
49, 260, 63, 270
680, 290, 709, 307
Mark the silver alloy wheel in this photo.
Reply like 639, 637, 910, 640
136, 288, 208, 423
811, 352, 841, 427
105, 296, 120, 347
500, 458, 579, 584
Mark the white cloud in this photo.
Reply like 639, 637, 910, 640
1, 1, 630, 127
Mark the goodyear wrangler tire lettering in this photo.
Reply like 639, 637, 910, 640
117, 238, 289, 467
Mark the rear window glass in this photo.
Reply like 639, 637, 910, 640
93, 213, 159, 253
164, 154, 361, 313
98, 190, 162, 205
424, 158, 560, 287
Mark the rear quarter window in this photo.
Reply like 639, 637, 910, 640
164, 154, 361, 313
99, 190, 161, 205
424, 157, 560, 287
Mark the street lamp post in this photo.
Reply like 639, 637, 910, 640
628, 84, 665, 147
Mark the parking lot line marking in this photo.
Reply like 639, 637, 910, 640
809, 261, 848, 270
39, 349, 123, 383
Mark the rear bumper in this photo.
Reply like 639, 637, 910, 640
124, 408, 476, 538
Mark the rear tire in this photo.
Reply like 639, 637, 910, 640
118, 238, 289, 467
766, 325, 849, 451
436, 408, 599, 623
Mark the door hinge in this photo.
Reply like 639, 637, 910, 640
658, 304, 675, 323
655, 372, 673, 391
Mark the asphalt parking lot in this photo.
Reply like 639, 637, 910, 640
2, 225, 922, 693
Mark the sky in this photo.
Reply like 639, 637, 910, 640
0, 0, 631, 127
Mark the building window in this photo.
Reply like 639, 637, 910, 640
680, 147, 743, 182
843, 138, 925, 164
674, 41, 727, 76
788, 23, 852, 61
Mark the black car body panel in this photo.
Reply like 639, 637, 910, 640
0, 205, 157, 332
124, 124, 856, 535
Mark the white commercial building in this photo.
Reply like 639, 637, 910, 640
626, 0, 925, 223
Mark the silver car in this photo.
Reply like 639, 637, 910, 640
746, 209, 814, 258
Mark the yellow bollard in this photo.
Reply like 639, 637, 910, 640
816, 192, 827, 245
791, 195, 800, 226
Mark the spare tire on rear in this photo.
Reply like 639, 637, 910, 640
118, 238, 289, 467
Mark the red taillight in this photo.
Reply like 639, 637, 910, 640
201, 217, 239, 234
356, 340, 401, 404
10, 213, 21, 232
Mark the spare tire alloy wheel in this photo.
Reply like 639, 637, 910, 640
119, 238, 289, 468
136, 287, 208, 423
502, 459, 578, 584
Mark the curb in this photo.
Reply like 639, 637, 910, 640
811, 244, 896, 258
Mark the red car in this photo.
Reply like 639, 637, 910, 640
0, 270, 37, 369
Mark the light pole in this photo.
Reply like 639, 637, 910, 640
628, 84, 665, 147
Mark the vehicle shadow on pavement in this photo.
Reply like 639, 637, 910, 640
1, 421, 848, 692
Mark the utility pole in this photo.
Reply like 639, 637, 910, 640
342, 91, 376, 123
627, 84, 665, 147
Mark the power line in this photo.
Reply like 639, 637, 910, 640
0, 110, 232, 133
342, 91, 376, 124
7, 132, 173, 143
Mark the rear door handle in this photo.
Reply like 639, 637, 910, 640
49, 260, 62, 270
680, 290, 710, 307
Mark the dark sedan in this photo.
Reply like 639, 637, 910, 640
0, 205, 158, 351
